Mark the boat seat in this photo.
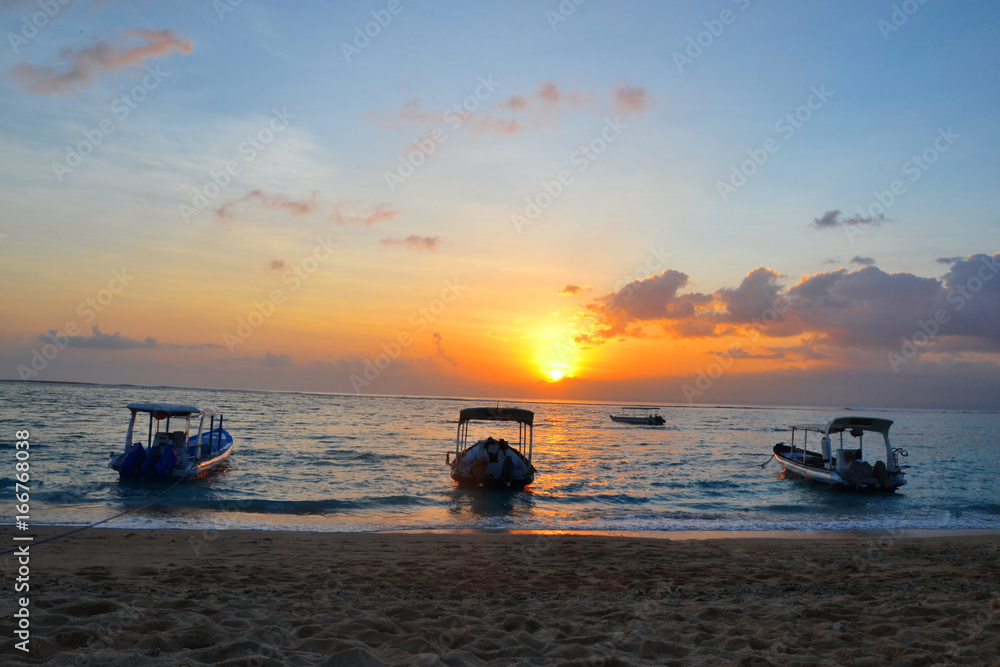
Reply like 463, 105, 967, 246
171, 431, 186, 447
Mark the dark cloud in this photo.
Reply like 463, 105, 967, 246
850, 256, 876, 266
432, 332, 457, 366
812, 209, 887, 229
49, 326, 221, 351
259, 352, 292, 367
559, 284, 583, 296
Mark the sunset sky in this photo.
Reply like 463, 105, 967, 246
1, 1, 998, 409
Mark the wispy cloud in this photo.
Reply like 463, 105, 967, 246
612, 80, 654, 115
13, 28, 193, 95
329, 201, 400, 226
812, 209, 887, 229
50, 326, 222, 350
850, 256, 876, 266
432, 331, 457, 366
215, 190, 319, 222
269, 259, 286, 271
559, 284, 583, 295
380, 235, 441, 250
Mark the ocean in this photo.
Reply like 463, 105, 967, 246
3, 381, 999, 535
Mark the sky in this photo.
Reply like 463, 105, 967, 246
1, 0, 998, 410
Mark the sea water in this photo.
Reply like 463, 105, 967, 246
3, 381, 998, 534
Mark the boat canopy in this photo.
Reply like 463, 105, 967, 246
792, 417, 894, 435
459, 407, 534, 426
127, 402, 201, 417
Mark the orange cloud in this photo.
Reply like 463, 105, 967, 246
330, 201, 400, 226
380, 235, 441, 250
612, 81, 654, 115
216, 190, 320, 222
13, 28, 193, 94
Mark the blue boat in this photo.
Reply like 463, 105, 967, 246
109, 403, 233, 480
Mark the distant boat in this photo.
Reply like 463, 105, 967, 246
447, 407, 536, 489
609, 406, 666, 426
109, 403, 233, 480
771, 416, 908, 491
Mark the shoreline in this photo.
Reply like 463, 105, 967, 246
11, 526, 1000, 664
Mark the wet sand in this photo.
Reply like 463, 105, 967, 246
6, 527, 1000, 665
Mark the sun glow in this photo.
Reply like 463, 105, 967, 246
533, 327, 582, 383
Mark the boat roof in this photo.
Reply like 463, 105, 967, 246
792, 416, 894, 434
459, 407, 533, 426
127, 402, 202, 417
618, 406, 661, 411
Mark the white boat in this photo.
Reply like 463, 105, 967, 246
447, 407, 536, 489
609, 406, 666, 426
109, 403, 233, 480
771, 417, 908, 491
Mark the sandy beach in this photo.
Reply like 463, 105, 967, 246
6, 527, 999, 665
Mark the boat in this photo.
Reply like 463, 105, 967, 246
609, 406, 666, 426
109, 403, 233, 480
447, 407, 536, 489
771, 416, 908, 491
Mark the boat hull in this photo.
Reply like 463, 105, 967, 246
610, 415, 665, 426
110, 430, 234, 480
450, 439, 535, 489
773, 445, 905, 492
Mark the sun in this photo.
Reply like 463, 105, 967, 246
544, 368, 570, 382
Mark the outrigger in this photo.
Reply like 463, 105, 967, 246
771, 416, 908, 491
447, 407, 536, 489
109, 403, 233, 480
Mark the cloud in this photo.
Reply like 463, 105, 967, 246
329, 201, 400, 226
13, 28, 193, 95
936, 256, 965, 265
379, 235, 441, 250
577, 270, 712, 344
559, 284, 583, 296
49, 326, 222, 350
259, 352, 292, 367
269, 259, 285, 271
612, 81, 654, 115
850, 256, 876, 266
216, 190, 319, 222
570, 251, 1000, 354
432, 332, 457, 366
368, 79, 648, 137
812, 209, 887, 229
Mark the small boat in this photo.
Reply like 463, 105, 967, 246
609, 406, 666, 426
771, 416, 908, 491
447, 407, 536, 489
109, 403, 233, 480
